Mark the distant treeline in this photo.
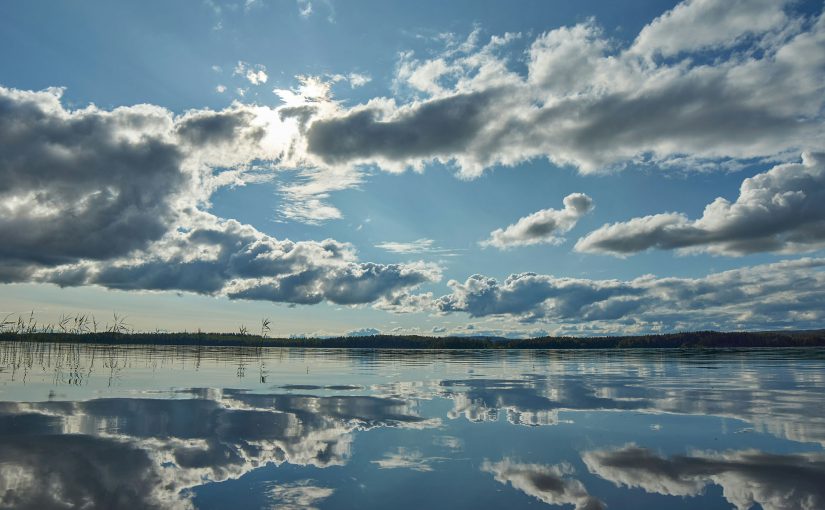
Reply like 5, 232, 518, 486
1, 330, 824, 349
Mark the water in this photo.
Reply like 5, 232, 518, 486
0, 343, 823, 510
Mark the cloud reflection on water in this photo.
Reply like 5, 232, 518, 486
0, 343, 823, 509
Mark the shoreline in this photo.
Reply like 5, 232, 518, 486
1, 330, 824, 349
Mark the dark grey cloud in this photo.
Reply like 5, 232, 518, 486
228, 262, 437, 306
482, 458, 605, 510
0, 434, 184, 510
435, 272, 642, 322
42, 216, 440, 306
0, 87, 185, 272
583, 445, 825, 510
306, 90, 497, 166
175, 108, 265, 148
434, 258, 825, 330
576, 153, 825, 256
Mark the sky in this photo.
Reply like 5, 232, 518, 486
0, 0, 824, 337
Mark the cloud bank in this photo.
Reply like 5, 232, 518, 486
434, 258, 825, 331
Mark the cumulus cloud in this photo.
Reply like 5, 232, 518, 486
301, 2, 825, 177
434, 258, 825, 330
0, 86, 187, 273
482, 458, 605, 510
483, 193, 593, 249
583, 445, 825, 510
41, 213, 440, 306
576, 153, 825, 256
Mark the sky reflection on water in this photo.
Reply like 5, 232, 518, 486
0, 343, 823, 509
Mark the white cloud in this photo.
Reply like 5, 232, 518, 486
215, 84, 226, 93
297, 0, 312, 18
483, 193, 594, 249
377, 239, 436, 253
576, 153, 825, 256
631, 0, 791, 57
234, 61, 268, 85
348, 72, 371, 88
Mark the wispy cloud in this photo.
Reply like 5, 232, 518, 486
371, 448, 446, 472
376, 239, 461, 256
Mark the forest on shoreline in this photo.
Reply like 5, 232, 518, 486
1, 329, 824, 349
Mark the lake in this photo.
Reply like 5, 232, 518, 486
0, 342, 823, 510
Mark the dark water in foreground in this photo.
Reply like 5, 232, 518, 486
0, 343, 823, 510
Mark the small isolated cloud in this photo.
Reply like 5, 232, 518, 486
483, 193, 594, 249
377, 239, 436, 253
346, 327, 381, 337
376, 238, 461, 256
348, 72, 372, 88
297, 0, 312, 18
371, 448, 445, 472
482, 458, 605, 510
215, 84, 227, 93
234, 61, 268, 85
576, 153, 825, 256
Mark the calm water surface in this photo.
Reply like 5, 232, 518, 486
0, 343, 823, 509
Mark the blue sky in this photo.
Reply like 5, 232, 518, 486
1, 0, 824, 337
